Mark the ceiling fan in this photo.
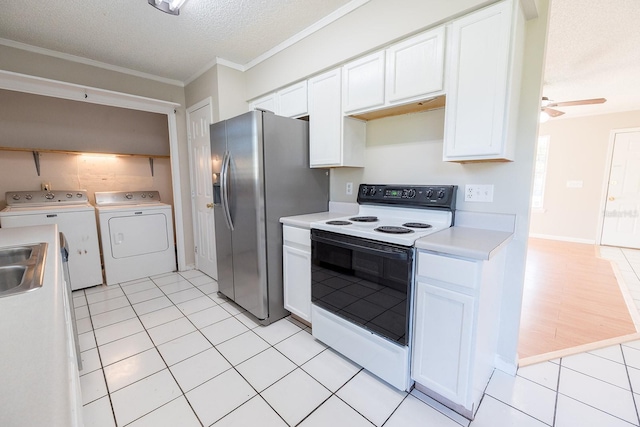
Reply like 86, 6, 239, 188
540, 96, 607, 120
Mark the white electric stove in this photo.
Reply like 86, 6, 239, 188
309, 184, 457, 391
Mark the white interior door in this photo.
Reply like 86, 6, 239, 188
601, 130, 640, 248
187, 100, 217, 279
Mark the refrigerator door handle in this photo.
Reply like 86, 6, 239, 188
220, 150, 235, 231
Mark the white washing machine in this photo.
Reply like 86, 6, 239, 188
95, 191, 176, 285
0, 190, 103, 290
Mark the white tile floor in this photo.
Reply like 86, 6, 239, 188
75, 253, 640, 427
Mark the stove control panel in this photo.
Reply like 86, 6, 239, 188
6, 190, 89, 206
357, 184, 457, 210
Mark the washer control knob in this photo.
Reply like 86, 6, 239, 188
426, 189, 434, 198
25, 194, 32, 200
148, 193, 154, 198
125, 193, 133, 199
45, 192, 55, 200
66, 193, 73, 198
407, 189, 416, 198
361, 186, 368, 196
12, 194, 20, 201
141, 193, 147, 198
76, 193, 83, 198
437, 190, 445, 199
369, 187, 377, 196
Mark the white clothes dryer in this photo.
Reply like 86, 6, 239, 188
0, 190, 103, 290
95, 191, 176, 285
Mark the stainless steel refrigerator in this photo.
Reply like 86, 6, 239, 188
210, 110, 329, 325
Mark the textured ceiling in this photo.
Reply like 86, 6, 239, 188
0, 0, 355, 84
0, 0, 639, 118
543, 0, 640, 118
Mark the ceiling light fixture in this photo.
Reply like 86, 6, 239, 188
539, 110, 550, 123
148, 0, 188, 15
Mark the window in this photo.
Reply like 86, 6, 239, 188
531, 135, 550, 210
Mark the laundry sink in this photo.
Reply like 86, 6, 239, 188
0, 243, 47, 298
0, 247, 33, 266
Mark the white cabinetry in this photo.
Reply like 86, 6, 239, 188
249, 81, 308, 118
412, 249, 505, 418
282, 225, 312, 323
341, 27, 446, 117
342, 51, 386, 113
308, 69, 366, 168
386, 27, 445, 104
443, 0, 524, 162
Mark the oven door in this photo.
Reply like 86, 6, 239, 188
310, 229, 414, 345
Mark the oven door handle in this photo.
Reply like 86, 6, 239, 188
311, 234, 411, 261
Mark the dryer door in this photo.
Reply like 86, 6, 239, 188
108, 213, 169, 258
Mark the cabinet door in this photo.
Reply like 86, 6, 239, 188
278, 81, 308, 118
308, 69, 342, 167
412, 280, 474, 407
283, 245, 312, 323
386, 27, 445, 104
250, 93, 278, 114
443, 1, 513, 160
342, 51, 385, 113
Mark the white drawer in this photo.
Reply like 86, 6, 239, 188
283, 225, 311, 248
417, 251, 478, 289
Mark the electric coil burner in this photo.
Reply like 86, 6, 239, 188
375, 226, 413, 234
309, 184, 457, 391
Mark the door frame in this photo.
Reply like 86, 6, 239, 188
186, 97, 214, 271
596, 126, 640, 245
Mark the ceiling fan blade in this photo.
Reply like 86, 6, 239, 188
543, 107, 565, 117
551, 98, 607, 107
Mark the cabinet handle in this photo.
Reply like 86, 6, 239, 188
206, 203, 213, 208
609, 196, 615, 201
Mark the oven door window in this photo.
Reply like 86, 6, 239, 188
311, 229, 413, 346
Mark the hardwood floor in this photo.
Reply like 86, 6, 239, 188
518, 238, 639, 365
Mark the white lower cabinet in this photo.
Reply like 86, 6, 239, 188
411, 249, 506, 419
282, 225, 312, 323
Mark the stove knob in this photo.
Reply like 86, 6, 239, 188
25, 194, 32, 200
66, 193, 73, 198
125, 193, 133, 199
45, 192, 55, 200
437, 190, 445, 199
12, 194, 20, 201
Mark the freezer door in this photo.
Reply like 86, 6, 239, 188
210, 120, 234, 300
226, 111, 269, 320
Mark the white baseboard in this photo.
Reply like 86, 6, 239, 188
528, 233, 595, 245
494, 355, 518, 375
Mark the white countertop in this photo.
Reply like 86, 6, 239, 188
0, 225, 80, 426
415, 226, 513, 260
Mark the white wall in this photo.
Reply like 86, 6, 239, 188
531, 109, 640, 242
0, 151, 173, 210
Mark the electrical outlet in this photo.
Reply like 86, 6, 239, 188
346, 182, 353, 195
465, 184, 494, 202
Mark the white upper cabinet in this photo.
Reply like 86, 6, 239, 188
250, 93, 277, 114
308, 68, 366, 168
342, 51, 386, 114
249, 81, 308, 118
278, 81, 308, 118
443, 0, 524, 162
386, 26, 446, 104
